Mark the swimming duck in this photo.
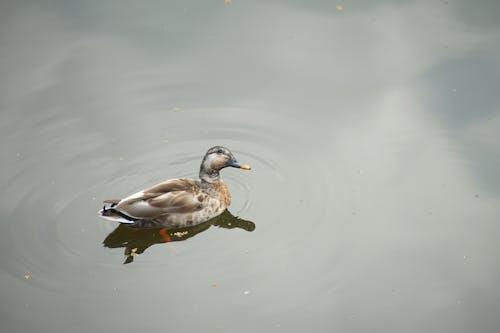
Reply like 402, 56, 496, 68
99, 146, 251, 228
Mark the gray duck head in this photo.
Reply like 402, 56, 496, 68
199, 146, 251, 183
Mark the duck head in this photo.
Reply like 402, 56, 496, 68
199, 146, 251, 183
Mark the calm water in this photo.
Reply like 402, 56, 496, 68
1, 1, 500, 332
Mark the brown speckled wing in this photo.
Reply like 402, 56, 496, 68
144, 178, 198, 194
114, 179, 203, 219
147, 191, 202, 213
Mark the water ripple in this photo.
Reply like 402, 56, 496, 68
1, 106, 330, 290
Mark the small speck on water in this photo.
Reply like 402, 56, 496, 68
451, 88, 457, 93
24, 274, 31, 280
474, 194, 479, 198
119, 157, 124, 161
336, 5, 344, 11
243, 290, 250, 295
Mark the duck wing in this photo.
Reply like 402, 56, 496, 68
113, 179, 203, 219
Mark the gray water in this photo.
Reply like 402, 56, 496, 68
1, 1, 500, 332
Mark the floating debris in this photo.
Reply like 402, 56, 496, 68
336, 5, 344, 11
24, 274, 31, 280
212, 284, 217, 288
243, 290, 250, 295
225, 0, 232, 4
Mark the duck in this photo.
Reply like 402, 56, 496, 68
99, 146, 251, 228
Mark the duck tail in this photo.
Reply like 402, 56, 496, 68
99, 200, 136, 224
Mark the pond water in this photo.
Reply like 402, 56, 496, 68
1, 1, 500, 332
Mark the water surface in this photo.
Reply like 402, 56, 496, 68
1, 1, 500, 332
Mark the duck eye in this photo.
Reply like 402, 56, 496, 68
217, 149, 224, 154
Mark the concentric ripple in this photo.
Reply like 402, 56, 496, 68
0, 105, 331, 293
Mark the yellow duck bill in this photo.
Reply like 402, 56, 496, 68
227, 159, 251, 170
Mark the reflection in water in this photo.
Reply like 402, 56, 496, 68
103, 210, 255, 264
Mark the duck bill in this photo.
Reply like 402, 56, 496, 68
227, 160, 251, 170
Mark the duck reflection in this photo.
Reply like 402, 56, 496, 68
102, 210, 255, 264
